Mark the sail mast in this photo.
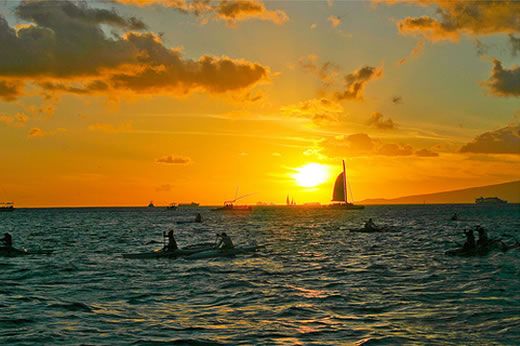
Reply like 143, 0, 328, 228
342, 160, 348, 204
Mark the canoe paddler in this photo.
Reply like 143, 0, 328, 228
216, 232, 234, 250
1, 232, 12, 248
164, 230, 178, 252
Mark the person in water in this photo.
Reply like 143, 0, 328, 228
463, 229, 476, 250
216, 232, 234, 250
1, 232, 12, 248
195, 213, 202, 223
451, 213, 458, 221
365, 218, 377, 230
475, 226, 489, 247
165, 230, 178, 252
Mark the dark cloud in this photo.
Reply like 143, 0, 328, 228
415, 148, 439, 157
17, 0, 147, 31
367, 112, 396, 130
156, 155, 192, 164
115, 0, 288, 26
389, 1, 520, 41
323, 133, 429, 157
485, 59, 520, 97
299, 55, 340, 87
510, 34, 520, 56
0, 1, 269, 100
392, 96, 402, 104
335, 65, 383, 100
460, 124, 520, 154
0, 80, 23, 101
280, 97, 344, 124
28, 127, 45, 138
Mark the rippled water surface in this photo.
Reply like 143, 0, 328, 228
1, 205, 520, 345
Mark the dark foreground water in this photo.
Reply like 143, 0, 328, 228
1, 205, 519, 345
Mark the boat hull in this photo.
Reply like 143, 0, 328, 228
326, 203, 364, 210
186, 245, 260, 260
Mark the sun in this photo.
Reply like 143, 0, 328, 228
293, 163, 329, 187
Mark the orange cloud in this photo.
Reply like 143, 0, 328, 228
322, 132, 438, 158
88, 122, 134, 133
28, 128, 45, 138
367, 112, 396, 130
280, 97, 344, 123
0, 113, 28, 127
385, 1, 520, 41
328, 15, 341, 28
156, 155, 192, 164
460, 124, 520, 154
0, 80, 23, 101
115, 0, 288, 26
0, 1, 269, 100
416, 148, 439, 157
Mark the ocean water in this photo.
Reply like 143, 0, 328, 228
1, 205, 519, 345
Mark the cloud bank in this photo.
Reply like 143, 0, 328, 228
460, 124, 520, 154
0, 0, 269, 100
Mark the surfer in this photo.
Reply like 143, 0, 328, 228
463, 229, 476, 251
195, 213, 202, 223
1, 232, 12, 248
364, 218, 377, 231
164, 230, 178, 252
216, 232, 234, 250
475, 226, 489, 247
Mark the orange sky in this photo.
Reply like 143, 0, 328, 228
0, 0, 519, 207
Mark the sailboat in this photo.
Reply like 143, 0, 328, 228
327, 160, 364, 210
213, 192, 253, 212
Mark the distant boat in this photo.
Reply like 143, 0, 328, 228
327, 160, 364, 210
178, 202, 199, 207
166, 203, 177, 210
475, 197, 507, 205
0, 202, 15, 212
147, 201, 155, 208
213, 192, 253, 212
286, 194, 296, 206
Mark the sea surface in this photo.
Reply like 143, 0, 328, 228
1, 205, 519, 345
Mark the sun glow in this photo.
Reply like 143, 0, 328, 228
293, 163, 329, 187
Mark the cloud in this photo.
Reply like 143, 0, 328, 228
115, 0, 288, 26
398, 39, 425, 65
377, 143, 413, 156
156, 155, 192, 164
392, 96, 403, 104
0, 80, 23, 101
485, 59, 520, 97
156, 183, 173, 192
28, 127, 45, 138
390, 1, 520, 42
460, 124, 520, 154
299, 55, 340, 87
0, 113, 28, 127
310, 23, 317, 30
322, 132, 429, 157
335, 65, 383, 100
367, 112, 396, 129
328, 15, 341, 28
88, 122, 133, 133
280, 97, 344, 123
510, 34, 520, 56
415, 148, 439, 157
0, 1, 269, 100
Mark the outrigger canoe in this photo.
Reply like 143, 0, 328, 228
0, 247, 53, 257
186, 245, 262, 260
445, 239, 519, 257
122, 242, 215, 259
349, 226, 397, 233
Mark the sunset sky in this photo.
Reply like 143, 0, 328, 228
0, 0, 519, 207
